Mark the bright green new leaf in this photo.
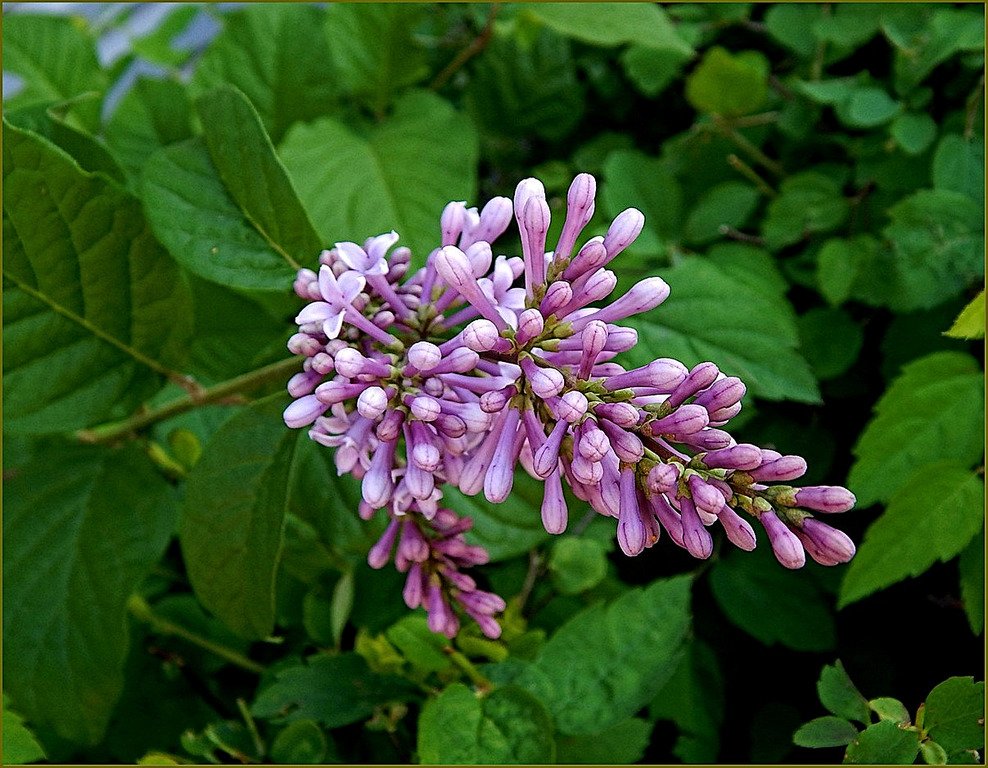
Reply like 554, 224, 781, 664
838, 86, 900, 129
556, 718, 653, 764
683, 181, 760, 245
920, 740, 949, 765
793, 716, 859, 748
870, 697, 911, 724
2, 695, 46, 765
841, 462, 985, 607
710, 545, 836, 652
625, 246, 820, 403
958, 529, 984, 634
518, 575, 691, 735
269, 721, 329, 765
890, 112, 937, 156
3, 122, 192, 435
196, 86, 323, 270
385, 615, 453, 674
762, 172, 849, 251
844, 719, 920, 764
252, 653, 417, 727
548, 537, 608, 595
686, 47, 770, 117
526, 3, 693, 56
191, 4, 337, 144
602, 149, 682, 252
325, 4, 429, 114
923, 677, 986, 753
181, 396, 298, 639
3, 444, 178, 744
849, 352, 984, 506
932, 134, 985, 207
418, 683, 556, 764
279, 90, 478, 265
818, 661, 872, 724
944, 291, 986, 341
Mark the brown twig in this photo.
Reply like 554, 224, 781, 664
430, 4, 500, 91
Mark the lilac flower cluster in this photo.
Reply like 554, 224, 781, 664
284, 173, 857, 638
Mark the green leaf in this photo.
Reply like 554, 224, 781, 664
709, 544, 836, 651
849, 352, 985, 506
451, 473, 551, 561
465, 27, 584, 142
920, 740, 949, 765
143, 137, 303, 292
890, 112, 937, 156
765, 4, 819, 56
517, 575, 691, 735
190, 4, 337, 144
884, 7, 985, 91
269, 720, 329, 765
602, 149, 682, 253
793, 716, 860, 748
838, 86, 900, 129
196, 86, 322, 271
325, 4, 429, 113
871, 697, 912, 724
683, 181, 760, 245
932, 135, 985, 207
3, 122, 192, 435
845, 720, 920, 764
816, 238, 857, 306
526, 3, 693, 55
181, 396, 298, 639
796, 77, 856, 106
621, 45, 690, 98
2, 695, 46, 764
548, 537, 608, 595
418, 683, 555, 764
2, 15, 105, 119
958, 529, 985, 634
924, 677, 986, 753
798, 307, 864, 380
103, 77, 194, 182
812, 4, 882, 49
625, 246, 820, 403
762, 172, 849, 251
686, 47, 770, 117
279, 90, 478, 266
818, 660, 872, 724
649, 641, 724, 762
556, 718, 653, 764
945, 291, 986, 341
840, 462, 985, 607
251, 653, 417, 727
3, 444, 178, 744
385, 614, 453, 674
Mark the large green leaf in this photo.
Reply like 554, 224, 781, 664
3, 444, 178, 744
844, 719, 919, 764
555, 718, 653, 764
417, 683, 556, 764
181, 396, 298, 639
517, 575, 691, 735
196, 86, 323, 270
2, 695, 46, 764
142, 137, 304, 292
625, 246, 820, 403
526, 3, 694, 56
923, 677, 985, 753
762, 172, 849, 251
602, 149, 683, 253
453, 473, 552, 561
849, 352, 984, 506
685, 47, 770, 117
932, 135, 985, 207
325, 4, 429, 114
278, 90, 478, 265
958, 529, 984, 634
945, 291, 986, 342
817, 661, 872, 725
3, 122, 192, 435
840, 462, 985, 607
2, 15, 105, 121
190, 4, 337, 144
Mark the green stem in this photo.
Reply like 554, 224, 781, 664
75, 357, 302, 444
727, 153, 777, 197
724, 126, 785, 177
446, 648, 493, 692
237, 698, 266, 758
128, 595, 266, 675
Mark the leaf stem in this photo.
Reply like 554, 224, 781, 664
128, 595, 266, 675
444, 647, 493, 692
723, 125, 785, 177
75, 357, 302, 444
727, 153, 777, 197
430, 4, 500, 91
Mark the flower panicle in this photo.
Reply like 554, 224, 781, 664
283, 172, 857, 638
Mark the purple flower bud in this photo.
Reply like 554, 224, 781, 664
398, 521, 430, 563
541, 467, 569, 534
602, 208, 645, 259
469, 196, 513, 245
314, 380, 366, 406
679, 496, 714, 559
516, 308, 545, 346
534, 420, 568, 478
647, 462, 680, 494
408, 341, 442, 371
428, 347, 480, 375
433, 246, 508, 330
484, 408, 522, 502
570, 454, 603, 484
595, 402, 639, 428
461, 319, 503, 352
599, 419, 644, 462
565, 268, 617, 314
563, 237, 609, 282
288, 332, 323, 357
688, 474, 726, 516
513, 177, 545, 220
363, 439, 396, 508
311, 352, 334, 375
749, 455, 808, 482
480, 385, 515, 414
410, 395, 441, 422
441, 201, 467, 246
578, 421, 611, 461
694, 377, 746, 413
426, 583, 456, 637
521, 196, 551, 291
540, 281, 573, 317
794, 486, 856, 514
702, 443, 762, 471
649, 404, 710, 437
520, 357, 565, 398
368, 519, 400, 568
684, 428, 734, 450
579, 276, 671, 330
403, 563, 425, 608
604, 358, 688, 391
576, 320, 609, 379
708, 402, 743, 425
650, 493, 686, 548
717, 505, 757, 551
552, 174, 596, 265
760, 510, 806, 569
287, 371, 321, 398
284, 395, 328, 429
796, 519, 856, 565
376, 409, 405, 441
555, 390, 589, 423
617, 467, 646, 556
666, 362, 720, 409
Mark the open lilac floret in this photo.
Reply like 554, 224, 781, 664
284, 173, 857, 639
